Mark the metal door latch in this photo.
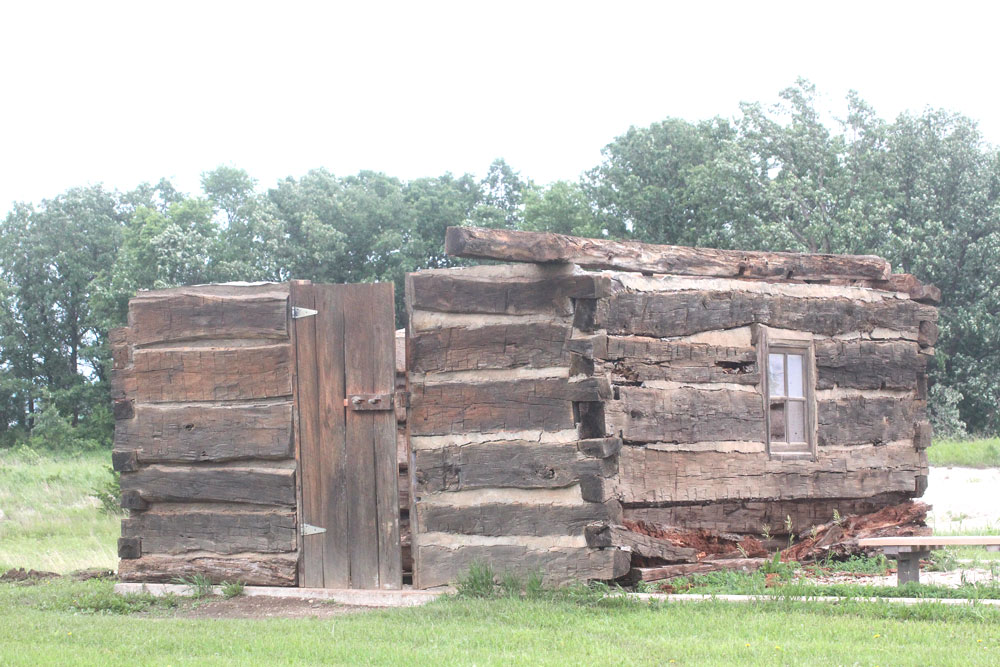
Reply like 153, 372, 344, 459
345, 393, 394, 411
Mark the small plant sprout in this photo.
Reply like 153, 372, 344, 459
761, 524, 772, 542
221, 580, 245, 598
784, 515, 795, 548
172, 574, 215, 599
832, 509, 843, 526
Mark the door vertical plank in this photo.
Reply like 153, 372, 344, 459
372, 282, 402, 588
315, 285, 350, 587
343, 284, 380, 588
291, 281, 323, 588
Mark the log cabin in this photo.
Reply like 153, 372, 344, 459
112, 227, 937, 589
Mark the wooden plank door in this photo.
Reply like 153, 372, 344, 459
291, 280, 401, 589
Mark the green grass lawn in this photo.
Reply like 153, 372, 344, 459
0, 448, 119, 573
1, 578, 999, 666
927, 438, 1000, 468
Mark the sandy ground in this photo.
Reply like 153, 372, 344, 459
924, 466, 1000, 532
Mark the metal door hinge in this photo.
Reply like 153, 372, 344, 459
301, 523, 326, 536
292, 307, 318, 319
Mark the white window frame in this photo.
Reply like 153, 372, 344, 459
757, 328, 817, 460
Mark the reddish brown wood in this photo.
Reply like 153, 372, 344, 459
445, 226, 892, 281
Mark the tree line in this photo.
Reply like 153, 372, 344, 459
2, 80, 997, 449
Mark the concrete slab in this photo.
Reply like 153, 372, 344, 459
114, 583, 446, 607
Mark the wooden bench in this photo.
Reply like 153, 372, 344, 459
858, 537, 1000, 585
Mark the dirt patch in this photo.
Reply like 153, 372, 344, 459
172, 595, 376, 619
1, 568, 60, 583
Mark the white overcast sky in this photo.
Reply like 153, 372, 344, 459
1, 0, 998, 214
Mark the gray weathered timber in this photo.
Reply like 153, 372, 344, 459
596, 291, 937, 339
583, 524, 698, 563
129, 345, 293, 402
123, 509, 297, 554
109, 327, 132, 369
914, 421, 933, 451
408, 272, 610, 316
416, 501, 621, 537
624, 493, 911, 536
577, 437, 623, 459
113, 403, 293, 463
413, 442, 615, 494
445, 226, 892, 281
409, 322, 572, 372
616, 443, 924, 504
118, 554, 298, 586
606, 386, 764, 444
415, 544, 629, 588
120, 466, 296, 506
409, 377, 606, 436
129, 285, 289, 346
817, 397, 922, 446
814, 340, 924, 390
117, 537, 141, 559
603, 336, 759, 385
831, 274, 941, 304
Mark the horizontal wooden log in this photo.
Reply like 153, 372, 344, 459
828, 274, 941, 304
814, 340, 924, 390
408, 271, 610, 316
120, 466, 296, 506
913, 421, 932, 451
410, 378, 606, 436
616, 442, 924, 504
817, 397, 922, 446
120, 490, 149, 511
129, 285, 289, 346
409, 322, 571, 373
577, 437, 623, 459
603, 336, 759, 385
919, 319, 939, 347
113, 403, 293, 463
414, 441, 615, 494
118, 554, 297, 586
416, 501, 621, 537
129, 345, 293, 402
632, 558, 766, 582
624, 493, 912, 536
109, 327, 132, 370
123, 509, 297, 554
606, 386, 764, 444
584, 524, 698, 563
445, 226, 892, 281
112, 450, 139, 472
596, 291, 936, 339
415, 544, 629, 588
117, 537, 141, 559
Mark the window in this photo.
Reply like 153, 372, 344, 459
758, 334, 815, 457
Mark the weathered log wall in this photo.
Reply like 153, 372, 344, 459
406, 264, 629, 588
407, 256, 936, 587
112, 283, 299, 586
594, 273, 933, 544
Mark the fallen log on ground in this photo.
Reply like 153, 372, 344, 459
630, 558, 768, 583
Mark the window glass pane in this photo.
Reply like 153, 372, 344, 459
768, 354, 784, 397
787, 354, 804, 398
787, 401, 806, 443
769, 402, 786, 441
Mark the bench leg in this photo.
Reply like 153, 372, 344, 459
894, 551, 928, 586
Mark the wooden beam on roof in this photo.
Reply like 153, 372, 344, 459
445, 226, 892, 282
